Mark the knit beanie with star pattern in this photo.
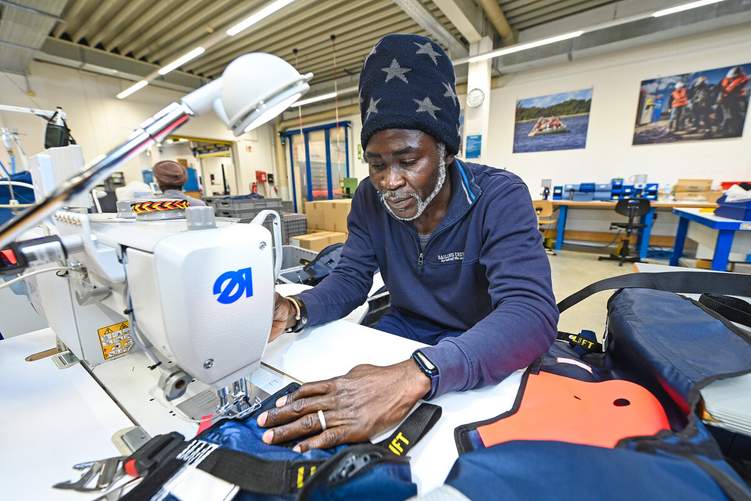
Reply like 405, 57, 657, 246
359, 34, 461, 155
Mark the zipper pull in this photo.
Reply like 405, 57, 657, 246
417, 252, 424, 271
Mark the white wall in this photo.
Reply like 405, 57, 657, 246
235, 125, 279, 197
0, 60, 275, 191
485, 25, 751, 192
201, 156, 237, 196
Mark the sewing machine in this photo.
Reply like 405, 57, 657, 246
0, 51, 311, 422
20, 205, 282, 420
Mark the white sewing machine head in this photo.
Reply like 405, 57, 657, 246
24, 205, 282, 416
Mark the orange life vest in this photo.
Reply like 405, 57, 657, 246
476, 371, 670, 449
721, 75, 749, 97
671, 88, 688, 107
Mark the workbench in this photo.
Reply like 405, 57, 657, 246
1, 311, 522, 497
550, 200, 717, 259
669, 208, 751, 271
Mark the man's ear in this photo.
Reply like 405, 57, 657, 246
445, 152, 455, 165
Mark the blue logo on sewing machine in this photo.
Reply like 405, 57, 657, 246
213, 267, 253, 304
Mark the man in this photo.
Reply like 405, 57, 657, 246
257, 34, 558, 452
152, 160, 206, 206
668, 82, 688, 133
717, 66, 749, 137
689, 77, 711, 134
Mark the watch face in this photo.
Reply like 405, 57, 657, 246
415, 351, 436, 372
467, 88, 485, 108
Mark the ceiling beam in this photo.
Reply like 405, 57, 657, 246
432, 0, 485, 43
391, 0, 468, 57
36, 37, 205, 92
477, 0, 515, 44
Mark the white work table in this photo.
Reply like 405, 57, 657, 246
0, 329, 134, 500
1, 315, 522, 497
265, 320, 523, 493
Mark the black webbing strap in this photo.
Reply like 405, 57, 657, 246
556, 331, 604, 352
557, 272, 751, 314
374, 402, 442, 457
121, 458, 184, 501
198, 449, 323, 495
699, 294, 751, 328
129, 402, 442, 497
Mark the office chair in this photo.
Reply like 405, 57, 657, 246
599, 198, 651, 266
533, 200, 557, 256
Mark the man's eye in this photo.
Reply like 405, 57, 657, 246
369, 163, 385, 171
400, 160, 417, 167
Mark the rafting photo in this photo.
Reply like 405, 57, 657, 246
513, 88, 593, 153
633, 63, 750, 145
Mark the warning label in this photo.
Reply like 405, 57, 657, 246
97, 321, 134, 360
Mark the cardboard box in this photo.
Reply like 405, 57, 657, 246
304, 200, 352, 233
291, 231, 347, 252
325, 200, 351, 233
673, 190, 723, 202
304, 201, 326, 231
672, 179, 713, 193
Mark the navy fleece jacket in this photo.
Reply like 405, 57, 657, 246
297, 159, 558, 398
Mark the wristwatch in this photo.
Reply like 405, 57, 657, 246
285, 295, 308, 333
412, 350, 439, 400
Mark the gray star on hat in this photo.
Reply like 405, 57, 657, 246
414, 96, 441, 120
365, 97, 381, 121
443, 82, 458, 106
415, 41, 441, 65
382, 58, 411, 83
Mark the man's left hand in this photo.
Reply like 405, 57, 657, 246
256, 359, 431, 452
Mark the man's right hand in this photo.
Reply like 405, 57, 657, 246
270, 292, 298, 342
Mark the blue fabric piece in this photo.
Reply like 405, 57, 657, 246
298, 159, 558, 398
607, 289, 751, 412
0, 171, 35, 225
445, 441, 745, 500
186, 384, 416, 501
358, 34, 460, 154
303, 460, 415, 501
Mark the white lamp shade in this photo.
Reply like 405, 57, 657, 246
221, 53, 311, 136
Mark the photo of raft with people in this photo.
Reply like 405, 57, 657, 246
633, 63, 750, 145
513, 88, 593, 153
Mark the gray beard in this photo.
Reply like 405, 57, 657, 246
379, 154, 447, 222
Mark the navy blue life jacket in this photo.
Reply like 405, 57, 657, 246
448, 272, 751, 501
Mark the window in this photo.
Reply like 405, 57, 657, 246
282, 121, 351, 211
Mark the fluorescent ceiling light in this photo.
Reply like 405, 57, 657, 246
116, 80, 148, 100
158, 47, 206, 76
293, 91, 338, 107
653, 0, 725, 17
466, 31, 583, 63
226, 0, 297, 36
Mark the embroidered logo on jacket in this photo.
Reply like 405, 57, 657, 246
436, 251, 464, 263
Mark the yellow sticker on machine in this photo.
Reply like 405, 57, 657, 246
97, 321, 134, 360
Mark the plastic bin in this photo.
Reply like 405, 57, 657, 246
215, 196, 282, 210
282, 213, 307, 244
714, 196, 751, 221
277, 245, 318, 284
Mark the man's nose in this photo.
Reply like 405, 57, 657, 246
383, 166, 405, 191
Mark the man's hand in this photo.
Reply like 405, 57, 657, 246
256, 359, 431, 452
270, 292, 297, 342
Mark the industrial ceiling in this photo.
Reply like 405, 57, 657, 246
2, 0, 750, 96
3, 0, 620, 85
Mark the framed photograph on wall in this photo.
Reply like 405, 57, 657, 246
633, 64, 750, 145
513, 88, 593, 154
